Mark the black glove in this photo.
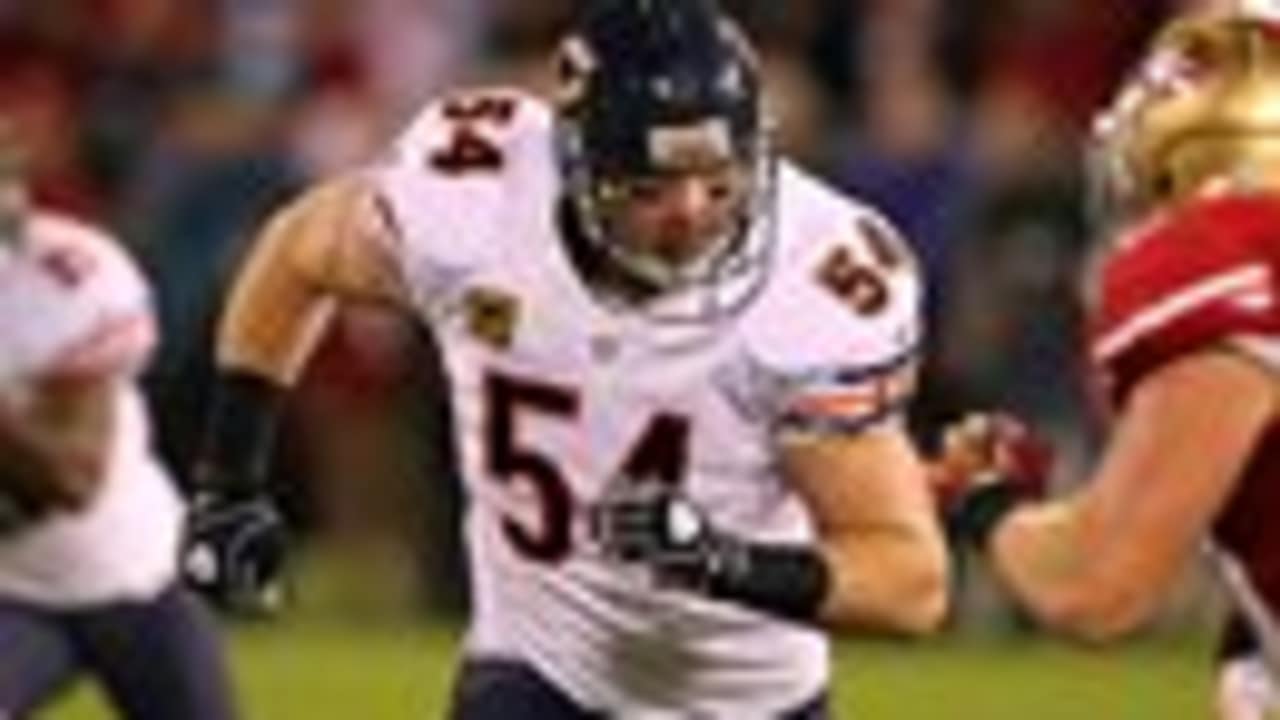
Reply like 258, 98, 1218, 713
589, 479, 832, 623
183, 490, 288, 616
589, 479, 738, 591
182, 372, 289, 616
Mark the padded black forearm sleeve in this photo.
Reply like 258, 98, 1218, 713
705, 541, 832, 625
198, 371, 286, 496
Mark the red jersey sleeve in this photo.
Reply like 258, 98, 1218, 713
1091, 195, 1280, 407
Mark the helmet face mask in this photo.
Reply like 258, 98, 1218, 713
1090, 15, 1280, 234
554, 0, 775, 314
595, 155, 751, 283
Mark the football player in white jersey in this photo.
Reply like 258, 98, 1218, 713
184, 0, 949, 716
0, 122, 240, 719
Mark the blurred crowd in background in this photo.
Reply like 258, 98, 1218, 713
0, 0, 1196, 621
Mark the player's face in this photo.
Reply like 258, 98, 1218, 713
604, 159, 750, 275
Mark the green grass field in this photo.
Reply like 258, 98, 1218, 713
46, 621, 1216, 719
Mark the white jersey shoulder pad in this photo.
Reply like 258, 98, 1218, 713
367, 88, 558, 311
742, 166, 922, 435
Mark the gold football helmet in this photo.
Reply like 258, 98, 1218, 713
1091, 12, 1280, 227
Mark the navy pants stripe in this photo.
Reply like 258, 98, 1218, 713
450, 658, 831, 719
0, 584, 238, 720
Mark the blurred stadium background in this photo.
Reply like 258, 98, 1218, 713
0, 0, 1232, 716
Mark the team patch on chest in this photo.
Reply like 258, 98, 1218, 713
462, 286, 521, 350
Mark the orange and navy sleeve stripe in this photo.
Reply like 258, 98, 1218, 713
775, 345, 919, 435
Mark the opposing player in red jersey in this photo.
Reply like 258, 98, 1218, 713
937, 8, 1280, 718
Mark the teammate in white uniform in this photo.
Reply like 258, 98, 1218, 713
0, 123, 239, 719
184, 1, 948, 716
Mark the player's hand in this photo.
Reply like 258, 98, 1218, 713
589, 479, 729, 590
182, 492, 288, 617
932, 412, 1053, 503
931, 413, 1054, 547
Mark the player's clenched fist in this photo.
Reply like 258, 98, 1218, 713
589, 478, 728, 590
183, 490, 288, 617
932, 413, 1054, 550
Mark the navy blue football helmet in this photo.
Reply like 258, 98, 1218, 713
554, 0, 776, 313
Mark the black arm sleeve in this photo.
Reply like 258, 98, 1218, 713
197, 371, 286, 497
705, 540, 832, 625
949, 479, 1027, 552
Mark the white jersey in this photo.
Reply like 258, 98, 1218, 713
0, 212, 184, 607
371, 90, 922, 715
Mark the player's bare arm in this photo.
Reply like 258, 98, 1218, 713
783, 426, 949, 634
989, 348, 1278, 640
219, 174, 406, 385
186, 173, 407, 613
594, 416, 950, 634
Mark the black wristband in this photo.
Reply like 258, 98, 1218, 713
951, 479, 1025, 552
198, 372, 285, 497
704, 540, 831, 625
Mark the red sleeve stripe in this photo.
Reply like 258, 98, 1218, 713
48, 312, 156, 378
1094, 263, 1272, 363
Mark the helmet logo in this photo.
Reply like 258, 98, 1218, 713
553, 36, 596, 110
647, 119, 732, 170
